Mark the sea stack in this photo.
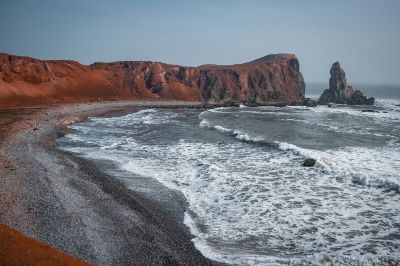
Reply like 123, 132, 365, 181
319, 62, 374, 105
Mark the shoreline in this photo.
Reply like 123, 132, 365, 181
0, 101, 222, 265
0, 98, 308, 110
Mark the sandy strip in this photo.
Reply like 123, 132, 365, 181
0, 101, 220, 265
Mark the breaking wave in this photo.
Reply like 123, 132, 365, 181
59, 103, 400, 265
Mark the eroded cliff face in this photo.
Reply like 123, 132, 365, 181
0, 53, 305, 107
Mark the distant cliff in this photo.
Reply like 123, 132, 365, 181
319, 62, 374, 105
0, 53, 305, 107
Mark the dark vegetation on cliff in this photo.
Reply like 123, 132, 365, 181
0, 53, 305, 107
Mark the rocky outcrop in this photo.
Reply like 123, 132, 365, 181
319, 62, 374, 105
303, 98, 318, 107
0, 53, 305, 107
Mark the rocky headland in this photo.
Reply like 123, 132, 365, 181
319, 62, 374, 105
0, 53, 305, 107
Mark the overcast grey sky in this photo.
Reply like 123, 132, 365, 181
1, 0, 399, 84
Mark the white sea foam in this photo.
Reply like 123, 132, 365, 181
59, 108, 400, 265
207, 106, 231, 113
91, 108, 179, 126
199, 119, 232, 133
200, 117, 400, 190
100, 141, 124, 150
118, 139, 400, 264
200, 104, 400, 190
200, 107, 294, 117
376, 98, 400, 108
309, 104, 400, 122
200, 119, 267, 143
276, 140, 400, 189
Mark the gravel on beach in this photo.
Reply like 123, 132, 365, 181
0, 101, 220, 265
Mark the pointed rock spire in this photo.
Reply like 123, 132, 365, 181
319, 62, 374, 105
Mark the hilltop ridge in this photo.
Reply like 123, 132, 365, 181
0, 52, 305, 107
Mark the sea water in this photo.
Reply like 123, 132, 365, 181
58, 84, 400, 265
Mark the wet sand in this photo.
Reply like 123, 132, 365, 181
0, 101, 219, 265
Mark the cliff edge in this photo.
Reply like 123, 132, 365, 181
0, 53, 305, 107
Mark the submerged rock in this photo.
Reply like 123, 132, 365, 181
319, 62, 374, 105
303, 159, 316, 167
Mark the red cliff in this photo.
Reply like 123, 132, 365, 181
0, 53, 305, 107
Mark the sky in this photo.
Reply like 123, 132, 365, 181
1, 0, 399, 84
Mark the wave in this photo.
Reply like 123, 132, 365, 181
90, 108, 179, 126
283, 118, 395, 138
276, 140, 400, 191
199, 119, 231, 133
199, 107, 296, 119
61, 108, 400, 265
309, 105, 400, 121
376, 98, 400, 107
200, 118, 400, 191
185, 207, 398, 266
100, 140, 125, 150
184, 209, 283, 265
232, 130, 265, 143
205, 107, 232, 114
200, 119, 268, 144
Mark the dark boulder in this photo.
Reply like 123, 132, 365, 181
348, 90, 374, 105
319, 62, 374, 105
361, 109, 379, 113
303, 98, 318, 107
303, 159, 316, 167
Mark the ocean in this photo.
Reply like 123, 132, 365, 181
58, 83, 400, 265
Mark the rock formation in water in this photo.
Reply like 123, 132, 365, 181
303, 98, 318, 107
303, 159, 316, 167
0, 53, 305, 107
319, 62, 374, 105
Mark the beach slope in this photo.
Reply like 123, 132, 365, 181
0, 102, 216, 265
